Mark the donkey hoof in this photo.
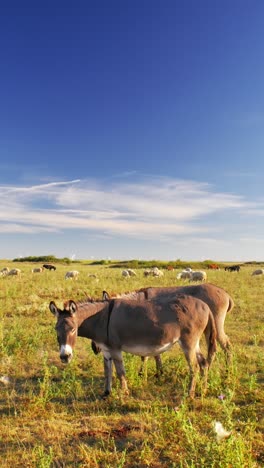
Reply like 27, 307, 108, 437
101, 390, 110, 399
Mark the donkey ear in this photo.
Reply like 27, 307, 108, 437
68, 300, 77, 315
49, 301, 59, 317
102, 290, 110, 301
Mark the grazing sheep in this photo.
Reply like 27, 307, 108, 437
252, 269, 264, 276
144, 269, 152, 277
190, 271, 207, 282
177, 270, 192, 280
1, 267, 9, 275
65, 270, 79, 280
127, 268, 137, 276
32, 267, 43, 273
152, 267, 164, 277
7, 268, 21, 276
144, 267, 163, 277
122, 270, 130, 278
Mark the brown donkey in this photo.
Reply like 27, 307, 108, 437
50, 294, 216, 399
98, 283, 234, 375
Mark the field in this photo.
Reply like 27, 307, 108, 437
0, 261, 263, 467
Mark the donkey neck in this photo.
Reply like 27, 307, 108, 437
76, 301, 109, 342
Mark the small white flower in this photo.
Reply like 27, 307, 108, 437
214, 421, 232, 442
0, 375, 11, 386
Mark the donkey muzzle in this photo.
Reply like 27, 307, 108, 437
60, 344, 73, 363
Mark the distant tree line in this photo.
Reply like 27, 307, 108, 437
11, 256, 262, 268
12, 255, 73, 264
96, 259, 219, 270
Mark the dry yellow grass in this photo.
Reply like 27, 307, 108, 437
0, 261, 263, 467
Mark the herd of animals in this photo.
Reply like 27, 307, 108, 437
1, 263, 264, 279
1, 262, 263, 399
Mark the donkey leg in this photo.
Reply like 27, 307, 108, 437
213, 314, 232, 363
138, 356, 148, 376
196, 345, 209, 394
138, 356, 163, 377
182, 345, 199, 399
102, 354, 113, 398
195, 344, 208, 376
154, 355, 163, 377
113, 355, 129, 395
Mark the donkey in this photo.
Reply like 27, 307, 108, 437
95, 283, 234, 375
50, 294, 216, 399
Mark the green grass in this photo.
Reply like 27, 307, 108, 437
0, 262, 263, 467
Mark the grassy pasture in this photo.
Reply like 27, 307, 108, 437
0, 261, 263, 467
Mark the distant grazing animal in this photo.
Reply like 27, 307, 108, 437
189, 271, 207, 282
121, 269, 136, 277
121, 270, 130, 278
65, 270, 79, 280
225, 265, 240, 272
177, 270, 192, 280
252, 269, 264, 276
152, 267, 164, 277
127, 268, 137, 276
32, 267, 43, 273
7, 268, 21, 276
50, 295, 216, 399
143, 269, 151, 277
208, 264, 220, 270
144, 267, 164, 277
43, 264, 56, 271
1, 267, 9, 275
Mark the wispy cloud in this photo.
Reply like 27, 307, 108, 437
0, 176, 261, 241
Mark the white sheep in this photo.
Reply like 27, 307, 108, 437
144, 269, 151, 277
1, 267, 9, 275
252, 269, 264, 276
65, 270, 79, 280
177, 270, 192, 280
7, 268, 21, 276
122, 270, 130, 278
32, 267, 43, 273
189, 271, 207, 282
127, 268, 137, 276
144, 267, 163, 277
152, 267, 164, 277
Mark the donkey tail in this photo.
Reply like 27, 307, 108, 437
227, 296, 235, 314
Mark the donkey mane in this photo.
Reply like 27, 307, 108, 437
73, 297, 107, 307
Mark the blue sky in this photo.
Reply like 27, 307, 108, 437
0, 1, 264, 261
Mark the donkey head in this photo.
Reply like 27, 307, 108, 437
49, 300, 78, 363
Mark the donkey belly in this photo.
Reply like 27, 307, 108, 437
121, 341, 177, 357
